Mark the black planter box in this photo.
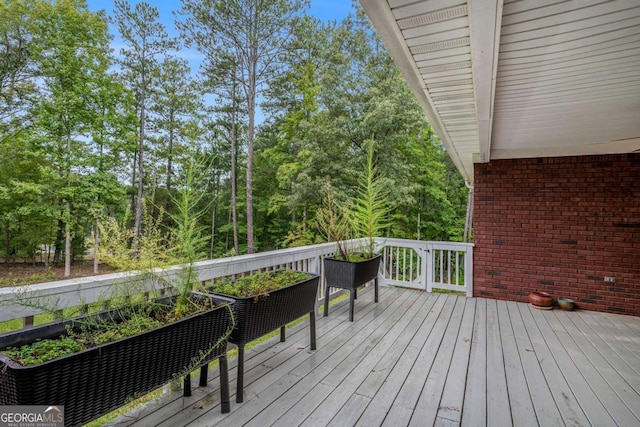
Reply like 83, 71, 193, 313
323, 254, 382, 321
0, 293, 233, 427
210, 271, 320, 403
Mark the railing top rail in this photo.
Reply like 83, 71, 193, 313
0, 237, 473, 323
379, 237, 474, 248
0, 240, 354, 323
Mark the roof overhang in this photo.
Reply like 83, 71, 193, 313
360, 0, 640, 183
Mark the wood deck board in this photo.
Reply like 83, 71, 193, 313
354, 294, 449, 427
297, 289, 430, 427
485, 299, 512, 427
507, 301, 562, 427
460, 297, 486, 427
518, 303, 590, 427
111, 289, 640, 427
529, 305, 617, 426
386, 294, 458, 426
559, 310, 640, 418
546, 311, 639, 426
434, 297, 476, 424
267, 289, 417, 426
409, 297, 471, 426
497, 300, 538, 427
221, 287, 413, 427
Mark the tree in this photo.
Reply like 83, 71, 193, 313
179, 0, 308, 253
88, 62, 137, 273
258, 17, 325, 245
149, 56, 201, 194
0, 0, 39, 143
114, 0, 173, 252
30, 0, 122, 276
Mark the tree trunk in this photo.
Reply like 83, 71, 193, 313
133, 72, 146, 254
302, 205, 307, 232
64, 200, 71, 277
231, 78, 239, 255
150, 168, 157, 219
245, 54, 257, 254
3, 229, 10, 263
167, 111, 174, 192
210, 170, 220, 259
53, 218, 63, 266
129, 150, 137, 217
93, 220, 99, 274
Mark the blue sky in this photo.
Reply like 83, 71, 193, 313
86, 1, 356, 31
85, 0, 358, 122
86, 0, 357, 74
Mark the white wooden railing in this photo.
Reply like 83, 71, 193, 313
0, 238, 473, 329
380, 238, 474, 296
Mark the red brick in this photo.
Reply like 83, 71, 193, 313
474, 154, 640, 316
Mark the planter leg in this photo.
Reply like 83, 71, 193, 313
324, 284, 330, 317
236, 343, 245, 403
310, 311, 316, 351
199, 364, 208, 387
375, 277, 379, 303
219, 354, 230, 413
183, 373, 192, 397
354, 286, 358, 300
349, 290, 355, 322
280, 325, 286, 342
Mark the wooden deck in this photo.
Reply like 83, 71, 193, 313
111, 286, 640, 427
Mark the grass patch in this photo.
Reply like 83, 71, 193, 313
84, 388, 164, 427
0, 271, 58, 288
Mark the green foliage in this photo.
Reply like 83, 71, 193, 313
165, 156, 211, 315
96, 203, 176, 272
214, 270, 312, 299
0, 294, 218, 366
0, 1, 468, 270
316, 139, 388, 259
315, 181, 351, 259
90, 316, 164, 346
2, 335, 85, 366
350, 139, 389, 257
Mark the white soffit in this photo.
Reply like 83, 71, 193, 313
360, 0, 640, 183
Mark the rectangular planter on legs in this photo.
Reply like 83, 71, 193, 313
323, 254, 381, 321
0, 294, 234, 427
210, 271, 320, 403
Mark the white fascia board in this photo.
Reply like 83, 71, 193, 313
468, 0, 504, 164
359, 0, 473, 183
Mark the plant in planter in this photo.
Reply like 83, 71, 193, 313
317, 139, 389, 321
0, 159, 235, 425
209, 270, 320, 403
0, 292, 233, 426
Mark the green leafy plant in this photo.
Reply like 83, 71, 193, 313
3, 336, 86, 366
316, 139, 389, 260
214, 270, 313, 300
96, 203, 177, 273
315, 180, 352, 260
2, 155, 231, 367
1, 295, 220, 366
350, 138, 389, 258
164, 157, 211, 316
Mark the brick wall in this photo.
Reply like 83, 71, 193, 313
473, 154, 640, 316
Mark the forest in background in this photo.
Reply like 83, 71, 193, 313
0, 0, 468, 277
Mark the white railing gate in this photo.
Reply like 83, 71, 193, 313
378, 238, 473, 297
